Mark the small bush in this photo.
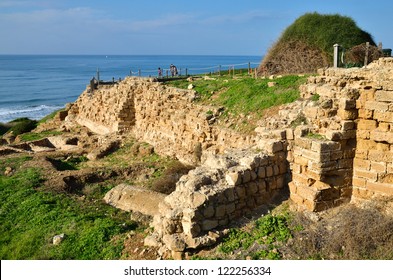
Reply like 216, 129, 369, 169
287, 205, 393, 259
259, 12, 376, 75
7, 118, 37, 136
219, 213, 292, 258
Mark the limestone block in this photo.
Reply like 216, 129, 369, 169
374, 111, 393, 122
192, 193, 207, 208
226, 203, 236, 215
310, 140, 341, 152
371, 131, 393, 144
375, 90, 393, 102
370, 161, 387, 173
341, 121, 355, 131
330, 150, 344, 161
353, 168, 378, 182
239, 154, 262, 169
358, 108, 374, 119
366, 181, 393, 196
286, 129, 295, 140
201, 219, 219, 231
296, 184, 321, 202
339, 98, 356, 110
235, 186, 246, 199
163, 234, 186, 252
276, 176, 285, 189
295, 137, 313, 150
250, 170, 258, 181
224, 188, 236, 202
242, 170, 251, 183
260, 140, 283, 154
294, 126, 311, 138
246, 197, 256, 208
266, 177, 278, 190
377, 122, 391, 132
246, 182, 258, 195
215, 205, 226, 218
291, 163, 302, 174
364, 101, 389, 112
203, 205, 215, 218
368, 150, 393, 162
353, 158, 371, 170
301, 149, 330, 162
303, 199, 317, 212
182, 221, 201, 237
357, 119, 378, 130
266, 166, 274, 177
279, 162, 288, 174
338, 109, 358, 120
290, 191, 304, 205
225, 169, 242, 186
257, 179, 267, 193
338, 159, 353, 169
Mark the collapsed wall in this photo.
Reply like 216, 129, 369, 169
147, 142, 288, 256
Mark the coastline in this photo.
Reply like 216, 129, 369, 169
0, 55, 262, 123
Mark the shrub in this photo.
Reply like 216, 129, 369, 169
259, 13, 376, 75
7, 118, 38, 136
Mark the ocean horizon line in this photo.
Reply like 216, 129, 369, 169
0, 54, 263, 57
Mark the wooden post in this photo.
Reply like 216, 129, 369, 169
248, 62, 251, 74
186, 68, 188, 76
218, 65, 221, 76
364, 42, 370, 66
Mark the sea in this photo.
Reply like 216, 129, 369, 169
0, 55, 262, 123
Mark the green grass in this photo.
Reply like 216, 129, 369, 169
166, 74, 307, 119
19, 130, 63, 142
214, 75, 304, 116
5, 118, 38, 136
37, 108, 65, 125
0, 156, 136, 260
280, 13, 375, 60
219, 212, 293, 259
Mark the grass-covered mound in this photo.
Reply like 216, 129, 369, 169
258, 13, 377, 75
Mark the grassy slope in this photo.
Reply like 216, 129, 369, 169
0, 156, 136, 260
166, 72, 307, 132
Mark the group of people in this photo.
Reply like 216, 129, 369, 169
157, 64, 178, 78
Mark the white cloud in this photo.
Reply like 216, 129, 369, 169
0, 5, 276, 54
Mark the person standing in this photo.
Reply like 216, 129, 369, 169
158, 67, 162, 78
170, 64, 175, 77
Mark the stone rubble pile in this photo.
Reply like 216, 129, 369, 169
146, 145, 288, 258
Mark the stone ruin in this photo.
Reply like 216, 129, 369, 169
54, 58, 393, 257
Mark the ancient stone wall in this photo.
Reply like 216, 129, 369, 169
67, 77, 255, 165
66, 59, 393, 255
296, 58, 393, 210
147, 144, 288, 255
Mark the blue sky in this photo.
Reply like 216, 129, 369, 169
1, 0, 392, 55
